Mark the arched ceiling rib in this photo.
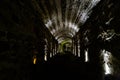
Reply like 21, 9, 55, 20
34, 0, 100, 43
55, 32, 73, 40
53, 28, 76, 37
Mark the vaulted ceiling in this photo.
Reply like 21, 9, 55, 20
32, 0, 100, 43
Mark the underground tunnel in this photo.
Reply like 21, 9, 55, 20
0, 0, 120, 80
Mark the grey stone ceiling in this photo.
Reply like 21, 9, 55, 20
32, 0, 100, 43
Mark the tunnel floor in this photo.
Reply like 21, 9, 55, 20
31, 52, 103, 80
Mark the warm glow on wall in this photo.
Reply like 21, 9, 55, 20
33, 55, 37, 64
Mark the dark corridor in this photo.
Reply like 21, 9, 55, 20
32, 52, 101, 80
0, 0, 120, 80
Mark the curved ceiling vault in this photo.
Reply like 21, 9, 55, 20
35, 0, 100, 43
